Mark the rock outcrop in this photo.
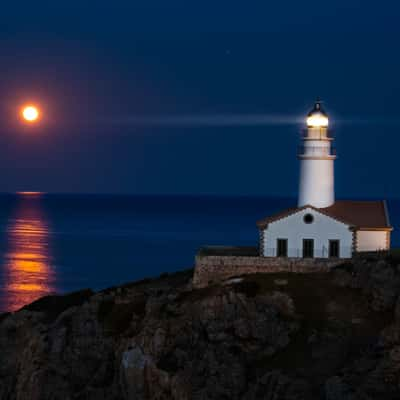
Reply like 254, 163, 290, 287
1, 253, 400, 399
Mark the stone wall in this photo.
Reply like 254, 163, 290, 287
193, 255, 347, 288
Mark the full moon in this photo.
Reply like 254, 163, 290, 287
22, 106, 40, 122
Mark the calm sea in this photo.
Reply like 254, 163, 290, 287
0, 193, 399, 312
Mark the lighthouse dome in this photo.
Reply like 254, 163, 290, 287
306, 100, 329, 127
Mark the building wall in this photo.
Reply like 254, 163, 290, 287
261, 207, 353, 258
298, 158, 335, 208
193, 255, 344, 288
356, 230, 389, 252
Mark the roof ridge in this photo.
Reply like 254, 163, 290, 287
331, 199, 383, 204
256, 205, 301, 228
257, 200, 391, 230
257, 203, 354, 229
310, 205, 355, 227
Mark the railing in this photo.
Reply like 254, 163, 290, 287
263, 247, 353, 258
301, 129, 334, 140
298, 145, 336, 157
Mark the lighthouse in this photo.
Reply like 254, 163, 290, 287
195, 99, 394, 289
256, 99, 392, 259
298, 100, 336, 208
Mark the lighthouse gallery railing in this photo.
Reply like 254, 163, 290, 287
298, 145, 336, 157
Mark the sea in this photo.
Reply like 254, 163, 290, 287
0, 193, 399, 313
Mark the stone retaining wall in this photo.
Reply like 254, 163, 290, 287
193, 255, 347, 288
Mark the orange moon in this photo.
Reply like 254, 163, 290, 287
21, 105, 40, 122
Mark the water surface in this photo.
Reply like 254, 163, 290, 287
0, 193, 398, 312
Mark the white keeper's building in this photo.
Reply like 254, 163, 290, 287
257, 100, 392, 259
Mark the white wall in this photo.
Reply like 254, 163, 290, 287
262, 207, 353, 258
356, 231, 389, 252
298, 158, 335, 208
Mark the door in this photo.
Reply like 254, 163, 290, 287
303, 239, 314, 258
277, 239, 288, 257
329, 240, 340, 258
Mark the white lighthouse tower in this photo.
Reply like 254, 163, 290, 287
298, 100, 336, 208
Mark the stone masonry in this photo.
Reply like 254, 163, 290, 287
193, 254, 347, 288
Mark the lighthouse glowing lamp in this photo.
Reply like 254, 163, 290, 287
298, 100, 336, 208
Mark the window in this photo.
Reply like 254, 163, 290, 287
303, 214, 314, 224
329, 240, 340, 258
277, 239, 288, 257
303, 239, 314, 258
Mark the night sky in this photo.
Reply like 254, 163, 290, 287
0, 1, 399, 197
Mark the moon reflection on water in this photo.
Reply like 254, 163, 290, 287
1, 193, 56, 312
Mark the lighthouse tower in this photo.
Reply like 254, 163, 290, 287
298, 100, 336, 208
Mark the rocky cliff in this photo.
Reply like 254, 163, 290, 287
1, 253, 400, 399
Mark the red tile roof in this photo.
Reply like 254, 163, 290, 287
257, 200, 392, 231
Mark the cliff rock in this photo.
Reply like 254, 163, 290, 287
1, 253, 400, 399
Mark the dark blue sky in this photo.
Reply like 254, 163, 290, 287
0, 1, 399, 197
